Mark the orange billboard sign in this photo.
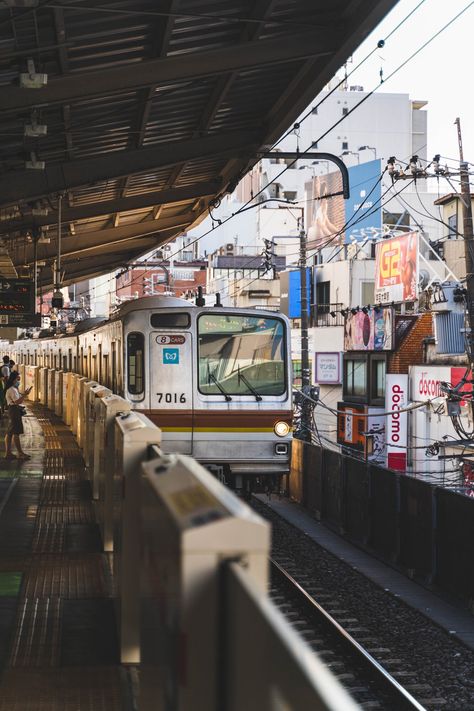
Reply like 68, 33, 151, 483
374, 232, 418, 303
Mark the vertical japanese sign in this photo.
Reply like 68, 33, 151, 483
374, 232, 418, 304
385, 374, 408, 472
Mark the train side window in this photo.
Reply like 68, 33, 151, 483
126, 333, 144, 395
111, 342, 117, 393
73, 355, 77, 373
63, 355, 67, 371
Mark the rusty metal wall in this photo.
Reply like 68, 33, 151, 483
304, 444, 323, 518
436, 489, 474, 603
289, 438, 304, 503
322, 450, 344, 531
344, 456, 370, 544
369, 465, 399, 561
398, 477, 435, 582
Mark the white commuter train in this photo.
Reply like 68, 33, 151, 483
12, 296, 293, 492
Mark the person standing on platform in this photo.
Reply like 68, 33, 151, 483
4, 371, 32, 460
0, 355, 10, 416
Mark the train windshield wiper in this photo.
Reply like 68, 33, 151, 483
208, 366, 232, 401
238, 366, 262, 401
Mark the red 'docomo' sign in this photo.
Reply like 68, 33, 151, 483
385, 374, 408, 472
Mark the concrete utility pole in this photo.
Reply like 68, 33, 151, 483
455, 118, 474, 363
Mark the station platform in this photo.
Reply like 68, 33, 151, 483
0, 404, 128, 710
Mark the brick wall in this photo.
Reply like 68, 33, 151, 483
388, 312, 433, 374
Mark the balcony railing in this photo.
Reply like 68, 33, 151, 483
313, 303, 344, 327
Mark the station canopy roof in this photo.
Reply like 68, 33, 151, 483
0, 0, 398, 288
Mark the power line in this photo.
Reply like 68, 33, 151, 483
74, 3, 472, 305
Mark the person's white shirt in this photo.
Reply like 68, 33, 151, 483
1, 365, 10, 379
5, 386, 21, 407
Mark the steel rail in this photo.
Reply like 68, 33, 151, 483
270, 558, 427, 711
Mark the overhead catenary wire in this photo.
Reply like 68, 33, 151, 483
63, 3, 472, 307
110, 1, 466, 287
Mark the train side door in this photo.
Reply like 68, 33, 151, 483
149, 332, 193, 454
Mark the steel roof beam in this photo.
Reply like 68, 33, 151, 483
0, 180, 219, 233
0, 31, 337, 113
22, 212, 194, 263
36, 226, 181, 289
0, 130, 257, 207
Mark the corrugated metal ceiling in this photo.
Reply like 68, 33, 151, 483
0, 0, 399, 287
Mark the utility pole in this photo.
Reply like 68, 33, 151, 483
299, 213, 311, 441
455, 117, 474, 364
32, 226, 39, 314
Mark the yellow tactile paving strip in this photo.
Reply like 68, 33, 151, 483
0, 404, 125, 710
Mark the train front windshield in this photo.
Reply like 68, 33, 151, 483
198, 314, 286, 396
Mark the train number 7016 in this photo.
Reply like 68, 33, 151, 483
156, 393, 187, 403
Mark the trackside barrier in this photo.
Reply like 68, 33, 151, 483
54, 371, 63, 417
38, 367, 48, 406
399, 477, 434, 581
77, 378, 94, 449
140, 451, 358, 711
79, 380, 99, 454
369, 465, 400, 561
64, 372, 75, 426
322, 449, 344, 532
290, 440, 474, 602
24, 365, 39, 402
95, 395, 131, 549
47, 368, 56, 413
71, 375, 87, 436
114, 412, 161, 664
344, 456, 370, 544
84, 384, 111, 471
436, 489, 474, 604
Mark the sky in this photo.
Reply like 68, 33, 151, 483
349, 0, 474, 167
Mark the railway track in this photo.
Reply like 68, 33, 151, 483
270, 557, 430, 710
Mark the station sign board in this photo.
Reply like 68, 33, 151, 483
0, 278, 35, 315
0, 314, 41, 327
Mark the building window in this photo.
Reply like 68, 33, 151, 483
344, 357, 368, 399
448, 214, 458, 239
371, 358, 386, 400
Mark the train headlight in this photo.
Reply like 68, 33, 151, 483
274, 421, 290, 437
